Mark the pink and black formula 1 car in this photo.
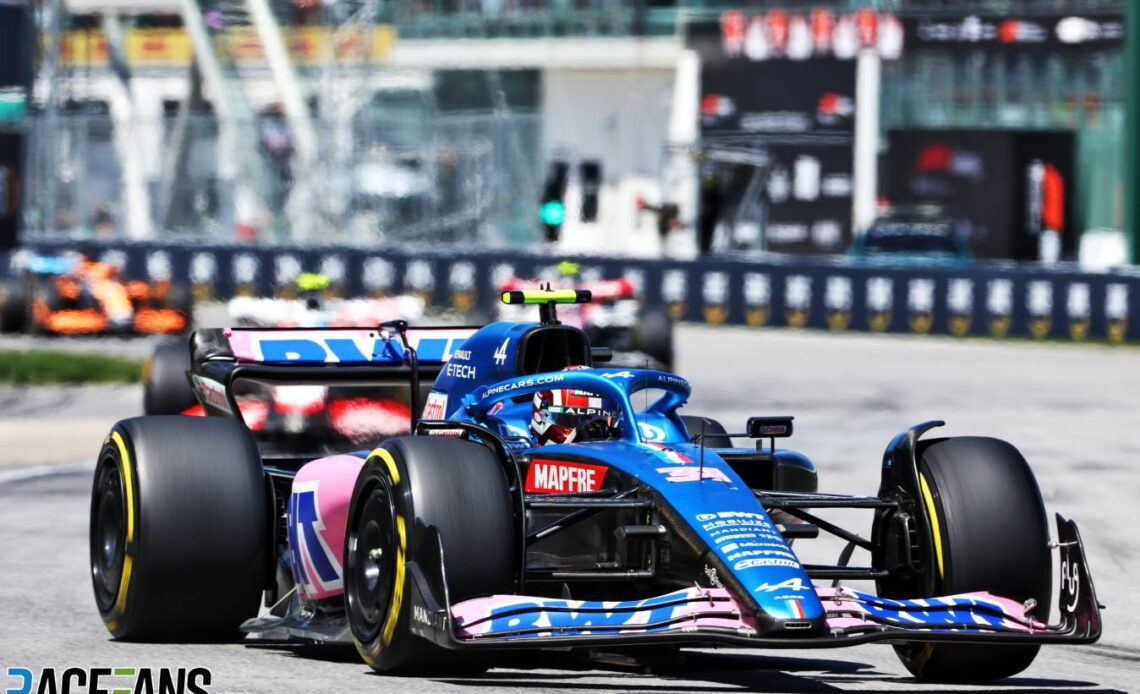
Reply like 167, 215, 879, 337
140, 337, 414, 457
91, 291, 1101, 683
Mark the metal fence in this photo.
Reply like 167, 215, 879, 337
22, 109, 542, 247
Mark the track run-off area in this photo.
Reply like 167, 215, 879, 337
1, 325, 1137, 693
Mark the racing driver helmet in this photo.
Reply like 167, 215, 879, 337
296, 272, 331, 310
531, 368, 621, 445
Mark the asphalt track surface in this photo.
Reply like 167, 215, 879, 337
1, 326, 1137, 693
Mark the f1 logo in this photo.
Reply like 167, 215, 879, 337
1060, 557, 1081, 613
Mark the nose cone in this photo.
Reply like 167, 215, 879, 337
646, 443, 827, 633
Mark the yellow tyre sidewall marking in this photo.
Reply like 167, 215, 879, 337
918, 472, 945, 581
385, 515, 406, 645
909, 642, 935, 670
901, 474, 944, 673
358, 447, 406, 663
109, 431, 135, 618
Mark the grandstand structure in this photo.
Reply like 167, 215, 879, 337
21, 0, 1133, 255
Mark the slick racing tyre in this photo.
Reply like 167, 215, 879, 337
882, 436, 1051, 683
0, 278, 27, 333
90, 417, 269, 640
345, 437, 515, 674
633, 306, 674, 371
680, 415, 732, 448
143, 339, 197, 415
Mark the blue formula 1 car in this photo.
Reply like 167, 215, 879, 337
90, 289, 1101, 683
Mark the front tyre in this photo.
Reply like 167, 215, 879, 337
0, 278, 28, 332
345, 437, 515, 674
884, 436, 1051, 683
680, 415, 732, 448
90, 417, 269, 640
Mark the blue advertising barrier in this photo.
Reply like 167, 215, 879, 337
7, 240, 1139, 344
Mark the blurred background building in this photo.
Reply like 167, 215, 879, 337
0, 0, 1133, 264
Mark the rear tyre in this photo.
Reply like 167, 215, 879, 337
345, 437, 515, 675
0, 278, 27, 332
884, 436, 1051, 683
143, 339, 197, 415
90, 417, 269, 640
680, 415, 732, 448
634, 306, 674, 371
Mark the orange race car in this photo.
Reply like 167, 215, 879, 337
0, 251, 192, 335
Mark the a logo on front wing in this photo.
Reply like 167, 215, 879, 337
1060, 556, 1081, 613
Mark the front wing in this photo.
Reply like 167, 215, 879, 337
407, 514, 1101, 650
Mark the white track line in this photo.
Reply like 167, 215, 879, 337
0, 461, 93, 485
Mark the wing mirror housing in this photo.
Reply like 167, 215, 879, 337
747, 416, 794, 439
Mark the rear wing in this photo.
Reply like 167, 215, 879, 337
188, 324, 478, 426
219, 325, 477, 365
